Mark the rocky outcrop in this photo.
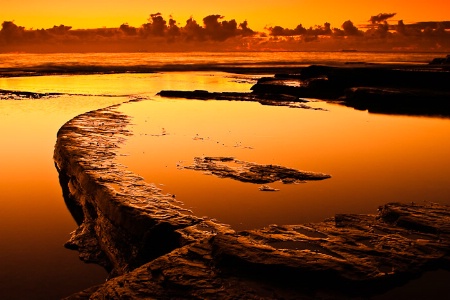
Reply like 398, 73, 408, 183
429, 54, 450, 66
250, 64, 450, 117
54, 100, 450, 299
0, 88, 63, 100
157, 64, 450, 118
157, 89, 325, 110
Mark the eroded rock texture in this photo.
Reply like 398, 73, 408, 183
55, 101, 450, 299
54, 102, 219, 276
68, 203, 450, 299
183, 156, 331, 185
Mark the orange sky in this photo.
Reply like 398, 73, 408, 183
2, 0, 449, 30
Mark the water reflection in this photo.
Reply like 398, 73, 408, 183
116, 97, 450, 230
0, 96, 126, 299
1, 70, 449, 298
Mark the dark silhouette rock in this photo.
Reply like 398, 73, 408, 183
250, 64, 450, 117
429, 54, 450, 65
157, 90, 326, 110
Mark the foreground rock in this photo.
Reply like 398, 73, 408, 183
54, 101, 450, 299
70, 202, 450, 299
54, 101, 221, 275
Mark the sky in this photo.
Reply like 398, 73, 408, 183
2, 0, 450, 30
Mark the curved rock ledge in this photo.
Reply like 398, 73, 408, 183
54, 101, 450, 299
54, 102, 226, 276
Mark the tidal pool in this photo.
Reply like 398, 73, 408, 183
116, 96, 450, 230
1, 70, 449, 298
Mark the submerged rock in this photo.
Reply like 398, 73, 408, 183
259, 185, 280, 192
0, 88, 63, 100
183, 156, 331, 185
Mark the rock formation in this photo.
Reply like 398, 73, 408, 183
183, 156, 331, 185
250, 64, 450, 117
54, 100, 450, 299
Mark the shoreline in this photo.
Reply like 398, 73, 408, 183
54, 98, 450, 299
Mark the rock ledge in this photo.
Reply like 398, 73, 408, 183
54, 101, 450, 299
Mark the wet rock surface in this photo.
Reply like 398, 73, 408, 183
251, 64, 450, 117
67, 202, 450, 300
0, 88, 63, 100
54, 100, 450, 299
54, 101, 215, 276
157, 90, 326, 110
157, 62, 450, 117
183, 156, 331, 186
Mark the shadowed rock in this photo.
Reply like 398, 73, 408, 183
157, 90, 325, 110
66, 203, 450, 300
429, 54, 450, 66
250, 64, 450, 117
341, 87, 450, 117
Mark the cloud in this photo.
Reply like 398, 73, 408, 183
340, 20, 362, 36
0, 21, 25, 43
1, 13, 450, 53
369, 13, 396, 24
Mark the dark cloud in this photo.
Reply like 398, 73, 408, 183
120, 23, 138, 36
167, 18, 181, 38
182, 17, 205, 41
268, 24, 306, 36
306, 23, 332, 36
141, 13, 167, 37
1, 13, 450, 52
0, 21, 25, 43
268, 23, 333, 37
341, 20, 362, 36
239, 21, 255, 36
406, 21, 450, 30
202, 15, 238, 41
369, 13, 396, 24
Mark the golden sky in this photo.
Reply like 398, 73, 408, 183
2, 0, 449, 30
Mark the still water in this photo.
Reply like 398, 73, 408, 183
0, 96, 128, 299
0, 51, 449, 298
117, 94, 450, 230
